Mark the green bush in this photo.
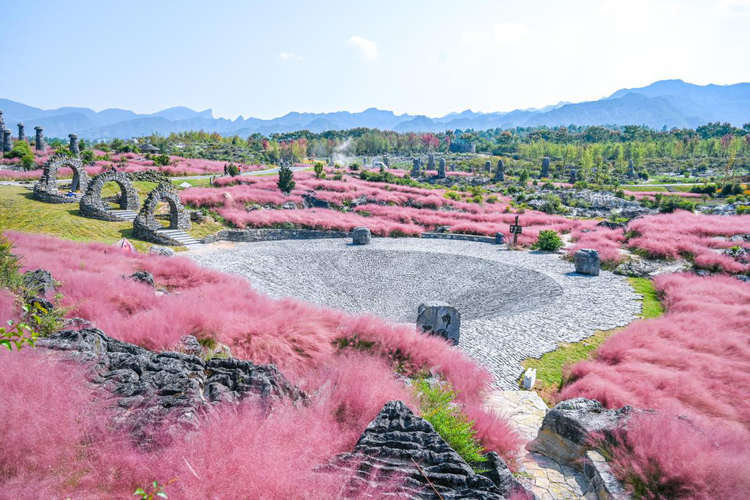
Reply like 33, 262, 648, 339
277, 163, 296, 194
532, 230, 563, 252
414, 380, 487, 467
659, 196, 695, 213
518, 169, 530, 184
313, 162, 325, 179
6, 140, 35, 170
226, 163, 240, 177
153, 154, 171, 166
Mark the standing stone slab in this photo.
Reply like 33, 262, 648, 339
485, 160, 491, 173
34, 126, 45, 151
411, 157, 420, 177
575, 249, 601, 276
568, 168, 577, 184
417, 301, 460, 345
438, 157, 446, 178
427, 153, 435, 169
352, 226, 371, 245
541, 156, 551, 178
494, 159, 505, 181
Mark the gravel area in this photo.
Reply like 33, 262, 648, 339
188, 238, 642, 389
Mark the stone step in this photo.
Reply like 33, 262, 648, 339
155, 228, 200, 246
107, 209, 138, 221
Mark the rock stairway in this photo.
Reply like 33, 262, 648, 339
156, 228, 201, 246
106, 208, 138, 222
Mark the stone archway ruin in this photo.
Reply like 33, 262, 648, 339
33, 155, 90, 203
133, 183, 192, 245
79, 171, 140, 221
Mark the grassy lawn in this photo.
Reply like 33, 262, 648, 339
622, 185, 668, 192
519, 276, 663, 402
172, 178, 213, 188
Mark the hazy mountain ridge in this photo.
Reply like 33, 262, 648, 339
1, 80, 748, 140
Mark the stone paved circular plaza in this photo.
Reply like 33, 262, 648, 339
188, 238, 642, 389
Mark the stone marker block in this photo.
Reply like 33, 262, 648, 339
417, 301, 460, 345
495, 232, 505, 245
352, 226, 371, 245
523, 367, 537, 390
575, 249, 600, 276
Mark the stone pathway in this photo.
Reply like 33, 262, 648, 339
486, 391, 595, 500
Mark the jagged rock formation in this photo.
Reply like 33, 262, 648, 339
324, 400, 531, 499
37, 328, 306, 443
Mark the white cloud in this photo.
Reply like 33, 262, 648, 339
461, 22, 529, 47
279, 51, 304, 61
346, 36, 379, 61
718, 0, 750, 15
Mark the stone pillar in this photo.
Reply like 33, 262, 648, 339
69, 133, 79, 156
383, 156, 390, 167
417, 301, 460, 345
494, 159, 505, 182
0, 109, 5, 130
627, 159, 636, 178
438, 158, 446, 178
427, 154, 435, 169
568, 168, 577, 184
34, 126, 45, 151
485, 160, 491, 173
2, 129, 11, 153
17, 123, 25, 142
541, 157, 550, 178
411, 158, 420, 177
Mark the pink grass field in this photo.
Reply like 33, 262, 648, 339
560, 273, 750, 499
0, 231, 522, 498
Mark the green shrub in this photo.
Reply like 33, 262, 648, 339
540, 194, 566, 214
313, 162, 325, 179
414, 380, 487, 467
277, 163, 296, 194
486, 195, 498, 204
226, 163, 240, 177
532, 230, 563, 252
659, 196, 695, 213
737, 205, 750, 215
153, 154, 171, 166
444, 191, 462, 201
518, 169, 530, 184
7, 140, 35, 170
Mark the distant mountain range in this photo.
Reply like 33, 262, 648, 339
1, 80, 749, 140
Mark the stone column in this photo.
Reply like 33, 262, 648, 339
383, 156, 390, 167
34, 126, 45, 151
427, 153, 435, 169
17, 123, 25, 142
438, 158, 446, 178
411, 158, 420, 177
0, 109, 5, 130
494, 159, 505, 182
568, 168, 577, 184
485, 160, 491, 173
69, 133, 80, 156
2, 129, 11, 153
541, 157, 550, 178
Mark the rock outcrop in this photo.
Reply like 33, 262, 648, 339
37, 329, 306, 443
324, 400, 532, 499
528, 398, 634, 468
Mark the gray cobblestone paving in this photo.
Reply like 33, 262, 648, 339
188, 238, 641, 389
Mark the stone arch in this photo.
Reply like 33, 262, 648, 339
133, 183, 191, 245
79, 171, 140, 221
33, 155, 90, 204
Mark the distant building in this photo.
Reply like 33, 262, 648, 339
139, 143, 160, 154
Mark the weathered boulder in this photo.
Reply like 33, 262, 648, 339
352, 226, 371, 245
175, 335, 204, 357
324, 400, 529, 499
37, 329, 307, 443
417, 301, 460, 345
302, 193, 330, 209
129, 271, 155, 287
614, 259, 656, 278
149, 245, 176, 257
495, 232, 505, 245
575, 249, 600, 276
528, 398, 634, 468
596, 220, 627, 230
22, 269, 57, 297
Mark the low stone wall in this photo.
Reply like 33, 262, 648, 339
421, 232, 497, 244
204, 228, 351, 243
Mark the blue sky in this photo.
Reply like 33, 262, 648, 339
1, 0, 749, 119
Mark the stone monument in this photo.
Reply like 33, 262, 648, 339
417, 302, 460, 345
494, 159, 505, 182
34, 126, 45, 151
17, 123, 25, 142
541, 157, 550, 178
438, 158, 446, 179
2, 129, 11, 153
69, 134, 80, 156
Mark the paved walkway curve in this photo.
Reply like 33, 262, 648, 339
187, 238, 642, 390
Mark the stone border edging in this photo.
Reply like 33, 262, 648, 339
202, 228, 351, 243
421, 232, 497, 243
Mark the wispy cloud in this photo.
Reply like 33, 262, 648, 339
462, 22, 529, 47
346, 36, 379, 61
279, 51, 304, 61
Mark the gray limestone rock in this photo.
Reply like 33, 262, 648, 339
614, 259, 656, 278
37, 328, 307, 444
324, 400, 527, 499
352, 226, 371, 245
149, 245, 176, 257
417, 301, 460, 345
129, 271, 155, 287
575, 249, 600, 276
22, 269, 57, 297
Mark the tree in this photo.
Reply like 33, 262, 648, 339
313, 162, 325, 179
278, 163, 295, 194
518, 168, 530, 184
